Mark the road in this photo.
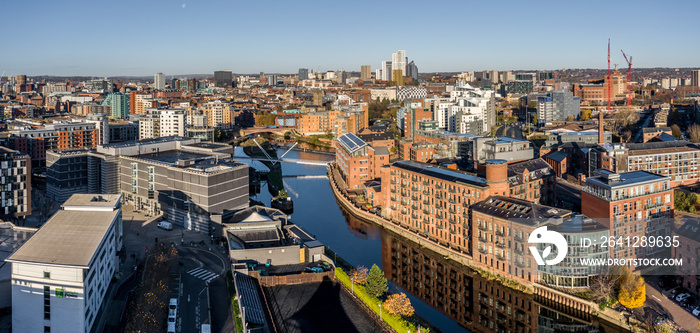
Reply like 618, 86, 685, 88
632, 111, 654, 143
175, 246, 229, 333
496, 123, 524, 139
643, 277, 700, 332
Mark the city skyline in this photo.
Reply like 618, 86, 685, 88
2, 1, 699, 76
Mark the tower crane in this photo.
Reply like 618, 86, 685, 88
620, 50, 633, 109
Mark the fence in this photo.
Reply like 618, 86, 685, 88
249, 270, 334, 287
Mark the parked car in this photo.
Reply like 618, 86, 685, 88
167, 317, 176, 333
675, 293, 691, 302
158, 221, 173, 231
692, 306, 700, 316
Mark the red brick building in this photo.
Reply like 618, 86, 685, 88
581, 170, 674, 260
335, 133, 390, 190
673, 220, 700, 295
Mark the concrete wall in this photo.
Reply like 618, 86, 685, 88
231, 245, 302, 266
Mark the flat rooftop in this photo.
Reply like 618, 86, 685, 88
7, 209, 119, 267
393, 160, 487, 187
138, 150, 212, 164
471, 196, 571, 225
62, 194, 121, 210
100, 136, 192, 149
587, 170, 669, 188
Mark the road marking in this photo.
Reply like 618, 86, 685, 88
187, 268, 219, 282
652, 295, 662, 302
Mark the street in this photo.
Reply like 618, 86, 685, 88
496, 122, 524, 139
644, 276, 700, 332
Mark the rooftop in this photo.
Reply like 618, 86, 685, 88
62, 194, 121, 211
545, 151, 568, 162
337, 133, 367, 154
100, 136, 193, 149
471, 196, 571, 225
587, 170, 669, 188
547, 214, 609, 233
393, 160, 487, 187
7, 208, 119, 267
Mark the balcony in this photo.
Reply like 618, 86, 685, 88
496, 230, 505, 237
478, 235, 488, 242
514, 235, 525, 242
411, 204, 419, 210
423, 181, 430, 185
478, 248, 488, 255
478, 224, 487, 231
515, 261, 526, 268
495, 253, 506, 261
496, 242, 507, 249
448, 218, 457, 224
448, 208, 456, 214
423, 209, 430, 214
423, 199, 430, 204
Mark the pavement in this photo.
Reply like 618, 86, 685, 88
95, 205, 233, 333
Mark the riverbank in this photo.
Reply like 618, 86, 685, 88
326, 165, 638, 331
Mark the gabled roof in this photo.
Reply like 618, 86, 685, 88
545, 151, 568, 163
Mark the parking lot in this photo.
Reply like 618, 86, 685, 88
644, 275, 700, 332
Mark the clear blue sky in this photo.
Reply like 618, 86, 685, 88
2, 0, 699, 76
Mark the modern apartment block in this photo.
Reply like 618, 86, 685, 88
471, 196, 608, 287
472, 137, 534, 165
380, 160, 510, 255
9, 122, 98, 167
0, 146, 30, 220
8, 194, 123, 333
536, 90, 580, 123
590, 141, 700, 186
581, 170, 673, 259
201, 101, 234, 129
101, 92, 130, 119
139, 107, 186, 140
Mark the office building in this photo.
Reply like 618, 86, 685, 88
581, 170, 673, 259
119, 142, 248, 231
8, 194, 123, 333
154, 72, 165, 90
298, 68, 309, 80
0, 147, 31, 220
214, 70, 233, 88
360, 65, 371, 81
46, 149, 90, 204
392, 70, 404, 86
673, 220, 700, 294
536, 90, 581, 123
101, 93, 130, 119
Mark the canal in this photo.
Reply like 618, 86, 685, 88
234, 147, 619, 333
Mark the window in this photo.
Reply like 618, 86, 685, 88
43, 271, 50, 279
44, 326, 50, 333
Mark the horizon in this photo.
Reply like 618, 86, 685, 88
1, 1, 699, 76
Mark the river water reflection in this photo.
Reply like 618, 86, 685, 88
234, 147, 619, 333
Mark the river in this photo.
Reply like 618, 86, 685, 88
233, 147, 614, 333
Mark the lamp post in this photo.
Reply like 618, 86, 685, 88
379, 303, 382, 321
351, 277, 354, 294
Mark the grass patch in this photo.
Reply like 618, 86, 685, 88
336, 267, 417, 333
226, 270, 244, 333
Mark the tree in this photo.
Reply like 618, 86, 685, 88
365, 264, 388, 298
580, 109, 592, 121
383, 293, 415, 317
670, 124, 682, 139
618, 274, 646, 309
566, 115, 575, 121
688, 123, 700, 143
531, 113, 538, 125
349, 265, 369, 285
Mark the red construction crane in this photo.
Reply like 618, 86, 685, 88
621, 50, 633, 108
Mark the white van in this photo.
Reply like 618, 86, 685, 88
158, 221, 173, 231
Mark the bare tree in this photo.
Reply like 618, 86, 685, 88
688, 123, 700, 143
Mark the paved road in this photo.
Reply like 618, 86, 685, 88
176, 246, 228, 333
644, 278, 700, 332
632, 111, 653, 143
496, 123, 524, 139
